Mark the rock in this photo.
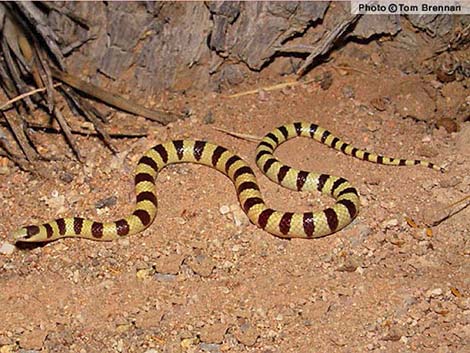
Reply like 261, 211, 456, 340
135, 310, 164, 329
219, 205, 230, 215
336, 256, 361, 272
391, 80, 436, 122
319, 71, 333, 90
234, 323, 258, 346
232, 208, 250, 228
342, 85, 355, 99
437, 118, 459, 133
199, 343, 221, 353
425, 287, 443, 299
95, 196, 117, 209
417, 145, 439, 158
154, 273, 177, 282
136, 268, 155, 280
154, 254, 185, 275
0, 242, 15, 255
188, 254, 215, 277
370, 97, 389, 111
381, 218, 399, 229
19, 329, 47, 350
200, 323, 228, 343
204, 111, 215, 124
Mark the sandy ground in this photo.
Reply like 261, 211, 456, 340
0, 47, 469, 353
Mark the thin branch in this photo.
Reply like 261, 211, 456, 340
0, 83, 61, 111
52, 105, 83, 162
225, 79, 315, 98
50, 67, 182, 124
212, 126, 261, 142
2, 111, 38, 161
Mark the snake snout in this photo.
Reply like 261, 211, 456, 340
11, 227, 36, 243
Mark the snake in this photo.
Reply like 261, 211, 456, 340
12, 122, 442, 243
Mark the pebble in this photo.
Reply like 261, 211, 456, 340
180, 337, 199, 349
439, 177, 461, 188
188, 254, 215, 277
200, 323, 228, 343
154, 254, 185, 275
425, 287, 443, 299
319, 71, 333, 90
204, 111, 215, 124
18, 329, 47, 350
154, 273, 177, 282
59, 172, 74, 183
136, 268, 154, 280
95, 196, 117, 209
258, 90, 269, 101
342, 85, 355, 99
234, 323, 258, 346
199, 343, 221, 353
381, 218, 399, 229
370, 97, 388, 111
0, 242, 15, 255
232, 209, 250, 227
219, 205, 230, 215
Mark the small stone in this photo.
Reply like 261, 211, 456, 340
135, 310, 164, 329
337, 257, 361, 272
154, 273, 177, 282
382, 218, 399, 229
59, 172, 74, 183
0, 345, 16, 353
204, 111, 215, 124
232, 209, 250, 228
19, 329, 47, 350
382, 327, 403, 341
437, 118, 459, 133
370, 97, 390, 112
342, 85, 355, 99
425, 287, 443, 299
258, 90, 268, 101
136, 268, 154, 280
199, 343, 221, 353
0, 242, 15, 255
319, 71, 333, 90
219, 205, 230, 215
370, 52, 382, 65
234, 323, 258, 346
188, 254, 215, 277
180, 337, 199, 349
154, 254, 185, 275
416, 145, 439, 158
439, 177, 461, 188
200, 323, 228, 343
95, 196, 117, 209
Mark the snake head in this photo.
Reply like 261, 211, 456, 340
10, 225, 41, 243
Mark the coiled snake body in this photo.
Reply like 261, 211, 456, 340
13, 122, 441, 242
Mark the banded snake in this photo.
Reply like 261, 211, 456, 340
12, 122, 442, 242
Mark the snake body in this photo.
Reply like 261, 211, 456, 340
12, 122, 441, 242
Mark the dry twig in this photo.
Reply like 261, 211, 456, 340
225, 79, 315, 98
212, 126, 261, 142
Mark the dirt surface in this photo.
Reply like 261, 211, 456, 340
1, 46, 469, 353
